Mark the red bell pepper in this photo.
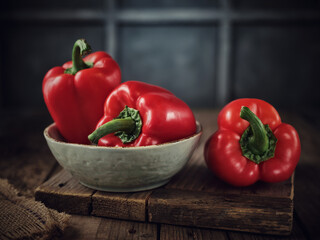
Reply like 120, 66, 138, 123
204, 98, 301, 187
88, 81, 197, 147
43, 39, 121, 144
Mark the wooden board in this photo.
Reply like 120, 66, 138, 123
35, 110, 294, 236
35, 157, 294, 236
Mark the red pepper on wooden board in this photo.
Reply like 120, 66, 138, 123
43, 39, 121, 144
204, 98, 301, 187
88, 81, 197, 147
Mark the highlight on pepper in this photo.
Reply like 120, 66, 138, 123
204, 98, 301, 187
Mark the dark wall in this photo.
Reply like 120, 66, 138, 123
1, 0, 320, 113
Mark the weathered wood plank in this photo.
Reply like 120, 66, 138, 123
148, 188, 293, 235
61, 215, 158, 240
95, 217, 157, 240
91, 190, 152, 221
35, 169, 94, 215
227, 212, 307, 240
36, 162, 294, 236
160, 224, 228, 240
36, 168, 153, 221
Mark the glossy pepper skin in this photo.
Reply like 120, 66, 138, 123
204, 98, 301, 187
88, 81, 197, 147
43, 39, 121, 144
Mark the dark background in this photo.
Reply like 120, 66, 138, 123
1, 0, 320, 124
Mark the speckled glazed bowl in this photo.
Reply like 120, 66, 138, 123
44, 122, 202, 192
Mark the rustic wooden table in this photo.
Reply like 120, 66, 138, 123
1, 109, 319, 240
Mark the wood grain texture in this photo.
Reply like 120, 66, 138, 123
35, 169, 95, 215
160, 224, 228, 240
148, 188, 293, 235
95, 217, 157, 240
91, 190, 152, 221
226, 213, 306, 240
35, 163, 294, 235
61, 215, 157, 240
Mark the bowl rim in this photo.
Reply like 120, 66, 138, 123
44, 121, 202, 150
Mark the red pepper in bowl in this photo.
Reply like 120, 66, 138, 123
88, 81, 197, 147
43, 39, 121, 144
204, 98, 301, 187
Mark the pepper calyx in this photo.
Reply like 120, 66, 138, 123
240, 124, 277, 164
114, 106, 142, 144
88, 106, 142, 145
239, 106, 277, 164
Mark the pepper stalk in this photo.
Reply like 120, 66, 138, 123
65, 39, 93, 75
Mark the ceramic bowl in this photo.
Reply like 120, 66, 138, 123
44, 122, 202, 192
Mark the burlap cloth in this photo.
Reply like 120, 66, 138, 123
0, 179, 70, 240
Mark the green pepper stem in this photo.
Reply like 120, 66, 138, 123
64, 39, 92, 75
88, 117, 136, 144
240, 106, 269, 155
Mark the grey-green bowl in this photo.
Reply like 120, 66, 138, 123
44, 122, 202, 192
